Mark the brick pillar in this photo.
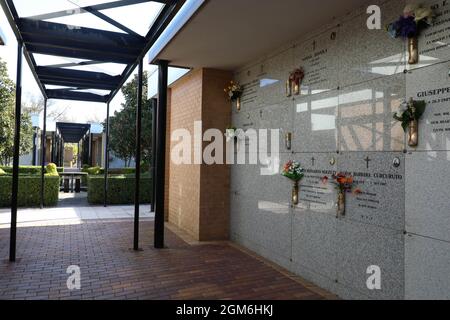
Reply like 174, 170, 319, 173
166, 68, 232, 241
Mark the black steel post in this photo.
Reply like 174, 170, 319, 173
58, 136, 62, 167
104, 102, 110, 207
40, 98, 47, 209
10, 42, 23, 262
151, 98, 157, 213
154, 60, 168, 249
51, 132, 55, 163
61, 138, 64, 166
88, 129, 92, 166
77, 142, 80, 169
133, 59, 143, 251
32, 130, 37, 166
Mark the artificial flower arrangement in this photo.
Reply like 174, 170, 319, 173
281, 160, 305, 205
393, 98, 426, 147
386, 4, 434, 64
224, 81, 243, 111
286, 68, 305, 96
322, 173, 361, 217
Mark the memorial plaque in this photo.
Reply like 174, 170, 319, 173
337, 152, 405, 231
291, 153, 337, 215
293, 90, 339, 153
233, 63, 263, 112
257, 48, 295, 106
291, 153, 339, 284
405, 234, 450, 300
231, 107, 259, 131
336, 219, 405, 300
230, 193, 258, 240
405, 151, 450, 242
231, 153, 290, 206
407, 0, 450, 71
406, 62, 450, 151
337, 0, 406, 87
292, 212, 338, 282
259, 101, 295, 153
338, 74, 405, 152
229, 192, 292, 263
294, 27, 339, 95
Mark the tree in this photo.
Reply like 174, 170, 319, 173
106, 71, 152, 168
0, 58, 34, 165
23, 94, 69, 121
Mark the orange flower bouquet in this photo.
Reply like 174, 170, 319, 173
322, 173, 361, 217
322, 173, 361, 194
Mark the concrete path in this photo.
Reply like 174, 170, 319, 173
0, 192, 153, 229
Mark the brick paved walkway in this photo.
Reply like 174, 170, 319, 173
0, 220, 328, 300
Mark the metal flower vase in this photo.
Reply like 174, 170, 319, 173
408, 119, 419, 147
337, 191, 345, 217
408, 37, 419, 65
292, 181, 299, 205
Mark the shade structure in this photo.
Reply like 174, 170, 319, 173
56, 122, 91, 143
2, 0, 185, 261
1, 0, 185, 103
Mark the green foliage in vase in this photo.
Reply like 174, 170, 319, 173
281, 160, 305, 182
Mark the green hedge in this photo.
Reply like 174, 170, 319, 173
0, 166, 64, 175
87, 174, 152, 205
100, 168, 137, 175
82, 167, 137, 175
0, 175, 60, 207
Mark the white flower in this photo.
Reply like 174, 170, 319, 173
403, 4, 419, 17
399, 101, 409, 112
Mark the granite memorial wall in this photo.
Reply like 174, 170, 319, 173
230, 0, 450, 299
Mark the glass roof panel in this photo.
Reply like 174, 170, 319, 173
14, 0, 126, 33
46, 12, 125, 33
101, 2, 165, 36
69, 0, 122, 7
33, 53, 90, 67
63, 62, 127, 76
13, 0, 122, 17
6, 0, 184, 103
13, 0, 80, 18
73, 89, 111, 95
44, 85, 78, 90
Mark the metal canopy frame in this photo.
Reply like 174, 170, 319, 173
56, 122, 91, 143
1, 0, 183, 103
2, 0, 184, 262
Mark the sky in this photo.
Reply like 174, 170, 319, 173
0, 0, 163, 129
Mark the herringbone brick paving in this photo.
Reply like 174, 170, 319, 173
0, 220, 326, 300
